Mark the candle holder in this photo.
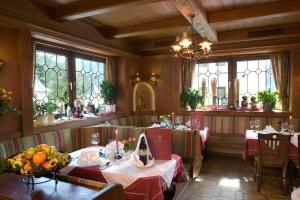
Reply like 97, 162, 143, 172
114, 152, 123, 160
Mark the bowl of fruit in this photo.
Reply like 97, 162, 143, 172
7, 144, 70, 177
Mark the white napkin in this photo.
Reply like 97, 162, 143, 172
176, 125, 188, 130
262, 125, 278, 134
185, 120, 191, 128
83, 113, 98, 118
148, 123, 160, 128
104, 141, 124, 159
132, 133, 154, 168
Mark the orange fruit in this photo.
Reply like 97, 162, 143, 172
32, 152, 47, 164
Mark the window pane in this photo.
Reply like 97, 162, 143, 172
237, 58, 275, 103
192, 62, 229, 105
33, 50, 69, 108
75, 57, 105, 109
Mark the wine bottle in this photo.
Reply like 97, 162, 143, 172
139, 136, 148, 165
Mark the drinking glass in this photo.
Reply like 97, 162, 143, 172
255, 119, 261, 130
249, 120, 255, 130
281, 122, 288, 132
175, 116, 183, 126
91, 132, 100, 145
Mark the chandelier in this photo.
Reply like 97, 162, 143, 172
171, 14, 212, 60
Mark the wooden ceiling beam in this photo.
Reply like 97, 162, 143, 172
208, 0, 300, 24
53, 0, 166, 21
170, 0, 218, 42
105, 17, 189, 38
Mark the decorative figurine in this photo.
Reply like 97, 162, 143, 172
250, 96, 257, 111
241, 96, 248, 109
72, 99, 83, 118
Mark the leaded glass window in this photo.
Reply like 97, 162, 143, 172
75, 57, 105, 109
236, 59, 276, 103
33, 50, 69, 105
192, 62, 229, 105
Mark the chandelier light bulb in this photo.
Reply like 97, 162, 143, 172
179, 32, 192, 48
199, 40, 212, 52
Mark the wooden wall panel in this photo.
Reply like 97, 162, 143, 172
0, 27, 22, 139
292, 47, 300, 117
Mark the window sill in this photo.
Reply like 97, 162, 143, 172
33, 112, 124, 135
178, 109, 292, 117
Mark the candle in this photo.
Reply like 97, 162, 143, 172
289, 116, 293, 124
171, 112, 175, 125
115, 130, 119, 153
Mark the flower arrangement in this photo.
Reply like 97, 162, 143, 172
122, 137, 137, 152
159, 115, 171, 127
0, 87, 18, 115
6, 144, 70, 175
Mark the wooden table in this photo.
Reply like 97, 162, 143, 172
242, 130, 298, 161
0, 173, 121, 200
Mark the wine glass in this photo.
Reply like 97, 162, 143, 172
91, 132, 100, 145
288, 124, 294, 135
151, 115, 158, 124
249, 120, 255, 130
255, 119, 261, 131
195, 119, 201, 130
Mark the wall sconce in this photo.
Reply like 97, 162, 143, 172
0, 60, 4, 71
132, 72, 141, 86
150, 73, 158, 86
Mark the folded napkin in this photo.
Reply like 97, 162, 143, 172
185, 120, 191, 128
83, 113, 98, 118
176, 125, 188, 130
132, 133, 154, 168
77, 150, 101, 166
262, 125, 278, 134
148, 123, 161, 128
104, 141, 124, 159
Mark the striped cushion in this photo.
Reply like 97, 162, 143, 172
40, 130, 65, 152
0, 143, 7, 158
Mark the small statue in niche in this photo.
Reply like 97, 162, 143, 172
138, 90, 146, 110
241, 96, 248, 109
72, 99, 83, 118
250, 96, 258, 111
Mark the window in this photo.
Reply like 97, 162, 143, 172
236, 58, 276, 102
75, 57, 105, 108
33, 46, 106, 114
192, 62, 229, 105
34, 50, 69, 104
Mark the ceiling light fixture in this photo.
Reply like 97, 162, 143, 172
171, 14, 212, 60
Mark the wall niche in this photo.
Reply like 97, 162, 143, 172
133, 81, 155, 112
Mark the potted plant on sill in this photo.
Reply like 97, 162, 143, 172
33, 101, 58, 125
100, 80, 118, 113
257, 89, 278, 112
44, 102, 58, 123
181, 89, 205, 110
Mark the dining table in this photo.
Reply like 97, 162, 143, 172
60, 146, 184, 200
242, 130, 299, 161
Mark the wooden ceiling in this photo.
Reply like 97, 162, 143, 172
30, 0, 300, 52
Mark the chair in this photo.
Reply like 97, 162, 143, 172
254, 133, 291, 195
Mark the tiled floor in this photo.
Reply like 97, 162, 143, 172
180, 155, 290, 200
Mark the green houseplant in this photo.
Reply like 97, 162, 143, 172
181, 89, 205, 110
257, 89, 278, 112
100, 81, 118, 113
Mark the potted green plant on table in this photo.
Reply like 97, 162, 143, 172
257, 89, 278, 112
100, 80, 118, 113
181, 89, 205, 110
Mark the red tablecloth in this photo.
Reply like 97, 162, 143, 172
242, 130, 298, 161
67, 154, 184, 200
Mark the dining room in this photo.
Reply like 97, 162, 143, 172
1, 0, 300, 200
